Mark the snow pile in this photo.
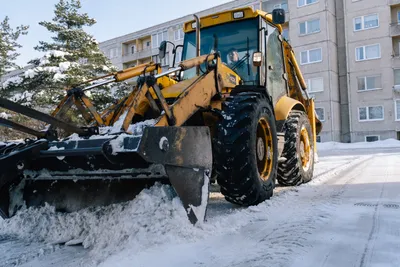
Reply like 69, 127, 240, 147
317, 138, 400, 151
0, 184, 218, 265
127, 119, 157, 135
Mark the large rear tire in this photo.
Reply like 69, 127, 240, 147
214, 92, 278, 206
277, 110, 314, 186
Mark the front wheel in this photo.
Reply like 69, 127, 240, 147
214, 92, 278, 206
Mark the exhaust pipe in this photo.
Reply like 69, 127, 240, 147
194, 14, 201, 76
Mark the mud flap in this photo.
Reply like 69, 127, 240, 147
166, 166, 210, 225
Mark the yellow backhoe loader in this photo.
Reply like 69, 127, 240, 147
0, 7, 322, 224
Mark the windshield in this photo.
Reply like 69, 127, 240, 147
182, 18, 259, 84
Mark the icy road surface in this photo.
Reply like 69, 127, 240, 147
0, 142, 400, 266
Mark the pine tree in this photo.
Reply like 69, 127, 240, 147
0, 16, 29, 76
1, 0, 124, 109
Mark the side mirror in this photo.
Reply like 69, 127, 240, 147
272, 8, 285, 25
252, 52, 263, 67
159, 41, 167, 59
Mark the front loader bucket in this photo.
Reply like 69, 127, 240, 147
0, 126, 212, 225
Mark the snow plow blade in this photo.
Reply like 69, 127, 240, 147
0, 126, 212, 225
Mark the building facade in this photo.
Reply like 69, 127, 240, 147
98, 0, 400, 143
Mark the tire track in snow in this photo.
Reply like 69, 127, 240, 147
289, 153, 400, 267
358, 163, 387, 267
112, 156, 374, 267
0, 154, 373, 267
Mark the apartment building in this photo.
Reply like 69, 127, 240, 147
98, 0, 400, 143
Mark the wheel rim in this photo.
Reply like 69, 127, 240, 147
256, 118, 273, 181
300, 126, 311, 171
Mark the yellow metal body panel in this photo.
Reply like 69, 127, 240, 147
183, 7, 282, 34
155, 70, 218, 127
274, 96, 305, 121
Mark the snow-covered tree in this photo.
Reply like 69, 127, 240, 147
0, 16, 29, 76
1, 0, 126, 109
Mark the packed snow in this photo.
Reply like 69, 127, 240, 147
0, 142, 400, 267
317, 138, 400, 151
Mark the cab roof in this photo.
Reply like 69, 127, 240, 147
183, 7, 282, 34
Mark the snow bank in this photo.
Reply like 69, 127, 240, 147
0, 184, 213, 265
317, 139, 400, 151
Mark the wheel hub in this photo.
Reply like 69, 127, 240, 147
256, 118, 273, 181
300, 126, 311, 171
257, 137, 265, 161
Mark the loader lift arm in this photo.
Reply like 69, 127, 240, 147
0, 53, 220, 225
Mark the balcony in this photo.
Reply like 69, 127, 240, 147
389, 0, 400, 6
391, 23, 400, 36
122, 48, 153, 63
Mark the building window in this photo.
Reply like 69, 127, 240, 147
394, 69, 400, 86
298, 0, 318, 7
307, 77, 324, 92
315, 107, 325, 121
395, 100, 400, 121
174, 28, 184, 41
355, 44, 380, 61
152, 53, 170, 66
357, 75, 381, 91
365, 135, 380, 142
109, 48, 116, 58
252, 3, 261, 10
358, 106, 384, 121
299, 19, 320, 35
146, 41, 151, 48
300, 48, 322, 65
353, 14, 379, 31
152, 31, 168, 49
397, 11, 400, 24
316, 136, 321, 143
131, 45, 136, 54
174, 51, 182, 64
273, 2, 288, 12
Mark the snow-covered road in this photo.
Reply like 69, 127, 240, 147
0, 144, 400, 267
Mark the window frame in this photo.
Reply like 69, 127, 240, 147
300, 47, 322, 65
355, 43, 381, 62
307, 77, 324, 93
397, 11, 400, 24
297, 0, 318, 8
273, 2, 288, 11
315, 107, 325, 121
365, 135, 380, 142
152, 30, 168, 49
299, 18, 321, 36
353, 13, 379, 32
357, 75, 382, 92
395, 99, 400, 121
358, 105, 385, 122
174, 28, 184, 41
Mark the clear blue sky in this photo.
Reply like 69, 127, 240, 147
1, 0, 232, 66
